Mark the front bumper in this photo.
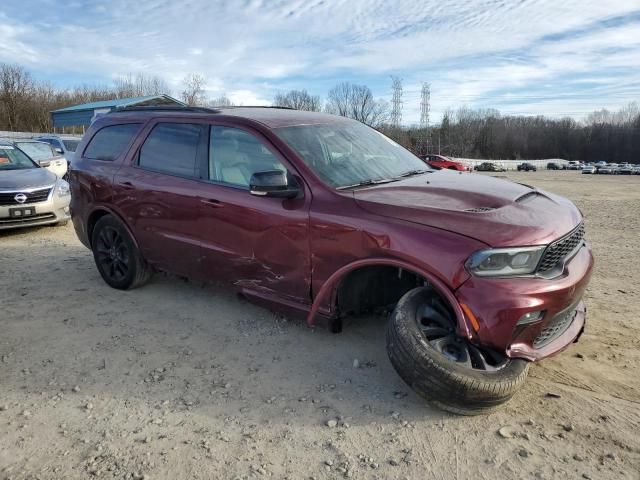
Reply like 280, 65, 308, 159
455, 243, 594, 362
0, 189, 71, 230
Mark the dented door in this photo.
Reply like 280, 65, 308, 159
198, 125, 311, 304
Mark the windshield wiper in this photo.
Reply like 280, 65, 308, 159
396, 169, 429, 178
336, 178, 396, 190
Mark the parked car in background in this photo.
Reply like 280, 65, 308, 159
546, 162, 564, 170
70, 106, 593, 415
598, 163, 618, 174
633, 165, 640, 175
33, 135, 82, 163
567, 161, 582, 170
0, 141, 71, 230
420, 154, 467, 171
474, 162, 505, 172
13, 140, 68, 179
618, 163, 634, 175
581, 164, 597, 174
594, 161, 607, 173
517, 162, 537, 172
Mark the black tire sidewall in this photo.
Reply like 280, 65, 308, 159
386, 286, 529, 414
91, 215, 141, 290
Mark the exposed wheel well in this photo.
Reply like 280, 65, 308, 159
335, 265, 426, 323
87, 209, 111, 247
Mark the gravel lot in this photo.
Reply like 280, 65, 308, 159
1, 170, 639, 479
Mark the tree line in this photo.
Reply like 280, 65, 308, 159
1, 62, 638, 163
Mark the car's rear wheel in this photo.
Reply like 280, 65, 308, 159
386, 286, 529, 415
91, 215, 152, 290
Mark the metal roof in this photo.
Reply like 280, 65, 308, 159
51, 94, 185, 113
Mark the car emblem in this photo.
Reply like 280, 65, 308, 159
14, 193, 27, 204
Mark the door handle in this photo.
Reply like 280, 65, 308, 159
118, 181, 134, 190
201, 198, 223, 208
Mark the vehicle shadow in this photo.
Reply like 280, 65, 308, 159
0, 224, 60, 239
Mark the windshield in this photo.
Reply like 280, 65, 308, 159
62, 139, 80, 152
275, 122, 429, 188
0, 146, 38, 170
16, 142, 54, 161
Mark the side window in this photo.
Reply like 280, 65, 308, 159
138, 123, 203, 177
209, 126, 285, 187
84, 124, 141, 161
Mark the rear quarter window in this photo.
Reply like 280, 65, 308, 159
138, 123, 204, 178
84, 123, 141, 161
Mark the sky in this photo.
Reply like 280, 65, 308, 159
1, 0, 639, 125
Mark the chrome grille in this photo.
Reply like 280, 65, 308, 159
533, 307, 577, 348
537, 223, 585, 274
0, 188, 52, 206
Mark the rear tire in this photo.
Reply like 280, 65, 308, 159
386, 287, 529, 415
91, 215, 152, 290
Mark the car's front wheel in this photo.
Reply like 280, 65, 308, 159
386, 287, 529, 415
91, 215, 152, 290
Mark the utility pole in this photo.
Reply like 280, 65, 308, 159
390, 76, 403, 128
416, 82, 430, 156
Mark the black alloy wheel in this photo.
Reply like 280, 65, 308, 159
94, 225, 130, 283
91, 215, 152, 290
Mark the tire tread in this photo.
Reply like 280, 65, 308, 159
386, 287, 529, 415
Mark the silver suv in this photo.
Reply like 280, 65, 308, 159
0, 142, 70, 230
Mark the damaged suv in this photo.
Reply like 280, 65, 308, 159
70, 107, 593, 415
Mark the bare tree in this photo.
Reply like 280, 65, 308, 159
180, 73, 207, 106
325, 82, 389, 126
273, 89, 321, 111
2, 62, 639, 162
113, 73, 170, 98
0, 64, 33, 131
586, 101, 639, 125
208, 94, 234, 107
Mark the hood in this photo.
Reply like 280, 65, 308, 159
353, 170, 582, 247
0, 168, 57, 190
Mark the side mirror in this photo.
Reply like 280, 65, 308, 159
39, 160, 51, 168
249, 170, 300, 199
55, 147, 63, 154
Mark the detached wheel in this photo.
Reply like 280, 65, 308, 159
386, 287, 529, 415
91, 215, 152, 290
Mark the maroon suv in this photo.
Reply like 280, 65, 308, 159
70, 106, 593, 415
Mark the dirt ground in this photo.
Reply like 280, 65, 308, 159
1, 170, 639, 480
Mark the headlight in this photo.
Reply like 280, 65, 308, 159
56, 179, 70, 197
466, 246, 545, 277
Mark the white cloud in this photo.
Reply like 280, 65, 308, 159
0, 0, 639, 123
227, 89, 271, 106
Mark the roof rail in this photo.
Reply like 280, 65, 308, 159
113, 105, 222, 114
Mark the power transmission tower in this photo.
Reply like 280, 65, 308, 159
417, 82, 431, 156
390, 76, 403, 128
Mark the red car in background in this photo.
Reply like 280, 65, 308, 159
420, 154, 468, 171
